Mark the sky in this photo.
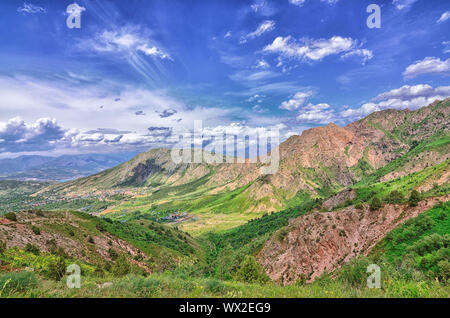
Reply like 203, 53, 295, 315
0, 0, 449, 158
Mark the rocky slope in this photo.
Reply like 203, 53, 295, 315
258, 195, 450, 285
40, 98, 450, 213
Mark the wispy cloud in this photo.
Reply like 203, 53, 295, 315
264, 36, 372, 65
240, 20, 275, 44
17, 2, 46, 14
437, 11, 450, 23
392, 0, 418, 10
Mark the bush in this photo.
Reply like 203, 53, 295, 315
0, 271, 37, 294
25, 243, 40, 255
87, 236, 95, 244
355, 203, 364, 210
408, 190, 421, 207
48, 257, 66, 281
204, 278, 227, 294
235, 255, 269, 284
111, 255, 131, 276
31, 226, 41, 235
4, 212, 17, 222
386, 190, 404, 204
108, 248, 118, 260
0, 240, 6, 255
96, 223, 105, 232
369, 197, 383, 211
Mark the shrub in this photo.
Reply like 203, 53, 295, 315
386, 190, 404, 204
0, 240, 6, 255
48, 257, 66, 281
87, 236, 95, 244
96, 223, 105, 232
204, 278, 227, 294
408, 190, 421, 207
0, 271, 37, 294
355, 203, 364, 210
108, 248, 118, 260
68, 229, 75, 236
4, 212, 17, 222
235, 255, 269, 284
111, 255, 131, 276
25, 243, 40, 255
31, 226, 41, 235
369, 197, 383, 211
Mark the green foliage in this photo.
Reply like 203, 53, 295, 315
25, 243, 40, 255
0, 271, 36, 295
386, 190, 404, 204
369, 196, 383, 211
47, 257, 66, 281
108, 248, 118, 261
4, 212, 17, 222
235, 255, 269, 284
0, 240, 6, 255
111, 255, 131, 277
408, 190, 421, 207
31, 225, 41, 235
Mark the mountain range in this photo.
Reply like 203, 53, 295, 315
42, 98, 449, 218
0, 153, 137, 181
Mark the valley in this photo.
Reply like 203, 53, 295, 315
0, 99, 449, 298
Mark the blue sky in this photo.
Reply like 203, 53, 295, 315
0, 0, 449, 158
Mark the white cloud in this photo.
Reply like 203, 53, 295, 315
403, 57, 450, 79
437, 11, 450, 23
443, 41, 450, 54
296, 103, 335, 124
224, 31, 232, 38
340, 49, 373, 65
289, 0, 339, 7
241, 20, 275, 43
392, 0, 418, 10
77, 26, 172, 84
280, 91, 313, 110
254, 59, 270, 69
264, 36, 370, 64
340, 84, 450, 120
17, 3, 46, 14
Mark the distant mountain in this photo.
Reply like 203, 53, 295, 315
44, 98, 449, 214
0, 153, 137, 181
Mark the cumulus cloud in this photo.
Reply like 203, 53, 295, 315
17, 3, 46, 14
340, 84, 450, 120
296, 103, 336, 124
280, 91, 313, 110
241, 20, 275, 44
264, 36, 371, 64
0, 117, 65, 153
403, 57, 450, 79
437, 11, 450, 23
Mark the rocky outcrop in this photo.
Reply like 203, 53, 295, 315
258, 195, 450, 285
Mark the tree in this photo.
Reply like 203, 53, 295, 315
235, 255, 269, 284
408, 190, 421, 207
369, 197, 383, 211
